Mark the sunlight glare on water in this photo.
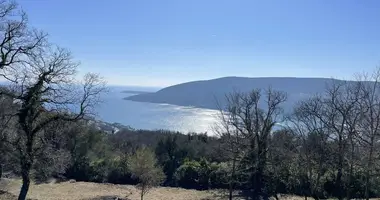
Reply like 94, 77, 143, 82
95, 87, 220, 134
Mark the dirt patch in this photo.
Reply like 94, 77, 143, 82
0, 190, 17, 200
1, 179, 220, 200
0, 190, 37, 200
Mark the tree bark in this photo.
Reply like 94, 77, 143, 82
140, 184, 145, 200
365, 140, 374, 200
17, 130, 34, 200
346, 136, 355, 200
229, 158, 236, 200
336, 167, 343, 200
18, 172, 31, 200
252, 141, 266, 200
336, 136, 344, 200
0, 163, 2, 179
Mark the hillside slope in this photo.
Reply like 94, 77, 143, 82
126, 77, 343, 111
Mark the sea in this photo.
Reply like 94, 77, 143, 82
94, 86, 220, 134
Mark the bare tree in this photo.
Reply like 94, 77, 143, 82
354, 68, 380, 200
289, 98, 332, 200
214, 100, 245, 200
220, 88, 286, 200
0, 0, 46, 177
321, 81, 362, 200
0, 0, 46, 81
293, 80, 362, 200
2, 45, 106, 200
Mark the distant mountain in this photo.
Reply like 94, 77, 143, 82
125, 77, 345, 111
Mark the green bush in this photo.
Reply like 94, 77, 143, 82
174, 159, 201, 189
174, 158, 229, 190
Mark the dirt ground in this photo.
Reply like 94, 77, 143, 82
0, 178, 321, 200
0, 178, 232, 200
2, 179, 380, 200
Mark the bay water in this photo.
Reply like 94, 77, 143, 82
95, 86, 219, 134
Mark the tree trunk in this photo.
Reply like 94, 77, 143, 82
253, 142, 266, 200
229, 158, 236, 200
18, 173, 31, 200
17, 131, 34, 200
140, 190, 144, 200
229, 184, 233, 200
0, 163, 2, 179
365, 172, 370, 200
253, 159, 262, 200
346, 137, 355, 200
336, 137, 344, 200
346, 165, 352, 200
336, 166, 343, 200
250, 137, 258, 200
314, 156, 323, 199
365, 141, 374, 200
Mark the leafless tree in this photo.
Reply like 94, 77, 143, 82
0, 0, 46, 81
1, 45, 106, 200
214, 99, 245, 200
321, 81, 363, 200
289, 98, 332, 200
354, 68, 380, 200
293, 79, 362, 200
219, 88, 286, 200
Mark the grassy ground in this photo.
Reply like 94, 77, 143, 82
0, 178, 318, 200
0, 178, 233, 200
3, 179, 380, 200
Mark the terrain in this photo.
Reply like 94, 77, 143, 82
0, 179, 312, 200
0, 179, 218, 200
126, 77, 343, 110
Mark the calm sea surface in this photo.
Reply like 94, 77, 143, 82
95, 86, 219, 134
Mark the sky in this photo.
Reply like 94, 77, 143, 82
17, 0, 380, 87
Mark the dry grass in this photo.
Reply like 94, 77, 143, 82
0, 178, 328, 200
0, 179, 229, 200
3, 179, 380, 200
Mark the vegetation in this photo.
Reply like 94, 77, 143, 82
0, 1, 105, 199
128, 147, 165, 200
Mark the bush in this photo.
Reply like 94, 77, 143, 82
174, 159, 201, 189
174, 158, 228, 190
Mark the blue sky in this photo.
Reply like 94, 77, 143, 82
18, 0, 380, 87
